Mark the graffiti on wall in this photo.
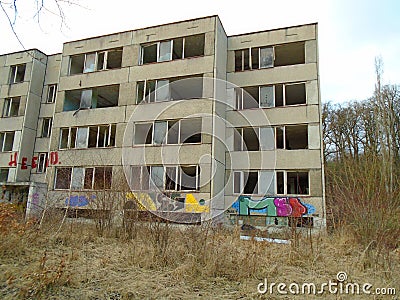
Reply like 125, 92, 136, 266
231, 196, 315, 217
8, 152, 61, 169
64, 195, 96, 207
125, 192, 209, 213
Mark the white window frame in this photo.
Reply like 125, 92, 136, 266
179, 165, 200, 191
275, 170, 310, 195
233, 127, 260, 151
233, 170, 260, 195
47, 84, 57, 103
2, 97, 20, 117
41, 118, 52, 138
54, 167, 72, 190
37, 153, 47, 173
9, 64, 25, 84
0, 131, 15, 152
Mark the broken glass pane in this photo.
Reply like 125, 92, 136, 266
76, 127, 88, 148
260, 86, 274, 107
71, 168, 84, 190
153, 121, 167, 144
84, 53, 96, 73
158, 40, 172, 62
155, 80, 170, 102
260, 47, 273, 68
80, 90, 92, 109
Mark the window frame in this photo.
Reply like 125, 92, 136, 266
46, 84, 57, 103
41, 118, 52, 138
0, 131, 15, 152
276, 170, 310, 195
59, 124, 116, 149
2, 97, 20, 117
36, 153, 48, 173
9, 64, 26, 84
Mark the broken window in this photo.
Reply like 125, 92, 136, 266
130, 166, 150, 190
153, 121, 167, 145
234, 42, 304, 72
9, 64, 26, 84
285, 83, 306, 105
158, 40, 172, 62
41, 118, 52, 138
93, 167, 112, 190
88, 124, 116, 148
276, 171, 309, 195
54, 167, 72, 189
134, 123, 153, 145
155, 80, 170, 102
59, 128, 69, 149
0, 168, 9, 182
2, 97, 20, 117
71, 167, 84, 190
76, 127, 88, 148
64, 85, 119, 111
287, 171, 309, 195
274, 42, 305, 67
150, 166, 164, 190
184, 34, 205, 58
259, 127, 275, 150
47, 84, 57, 103
0, 132, 15, 152
259, 86, 274, 107
172, 37, 183, 59
180, 118, 201, 143
234, 127, 259, 151
275, 125, 308, 150
167, 120, 179, 144
170, 76, 203, 100
233, 171, 259, 194
84, 168, 94, 189
235, 85, 274, 109
69, 48, 123, 75
179, 166, 200, 191
37, 153, 47, 173
165, 166, 177, 190
259, 47, 273, 68
140, 34, 205, 65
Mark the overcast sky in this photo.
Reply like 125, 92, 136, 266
1, 0, 399, 103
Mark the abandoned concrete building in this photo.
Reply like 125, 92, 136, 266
0, 15, 325, 228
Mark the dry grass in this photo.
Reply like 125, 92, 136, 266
0, 204, 399, 299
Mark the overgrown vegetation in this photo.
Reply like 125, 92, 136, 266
0, 204, 398, 299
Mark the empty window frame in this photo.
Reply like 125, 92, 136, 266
69, 48, 123, 75
276, 171, 309, 195
54, 167, 72, 189
63, 85, 119, 111
0, 168, 9, 182
136, 76, 203, 104
275, 125, 308, 150
59, 124, 116, 149
140, 34, 205, 64
9, 64, 26, 83
55, 166, 112, 190
233, 171, 259, 195
134, 118, 202, 145
235, 83, 305, 109
0, 132, 15, 152
88, 124, 116, 148
130, 165, 200, 192
234, 42, 305, 72
46, 84, 57, 103
234, 127, 260, 151
36, 153, 47, 173
41, 118, 52, 138
2, 97, 20, 117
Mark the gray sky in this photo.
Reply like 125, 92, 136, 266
1, 0, 399, 103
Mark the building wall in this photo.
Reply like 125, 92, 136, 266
0, 16, 325, 228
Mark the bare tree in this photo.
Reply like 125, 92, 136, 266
0, 0, 82, 49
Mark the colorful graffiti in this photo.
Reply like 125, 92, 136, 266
65, 195, 96, 207
8, 151, 60, 169
125, 192, 209, 213
231, 196, 315, 217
